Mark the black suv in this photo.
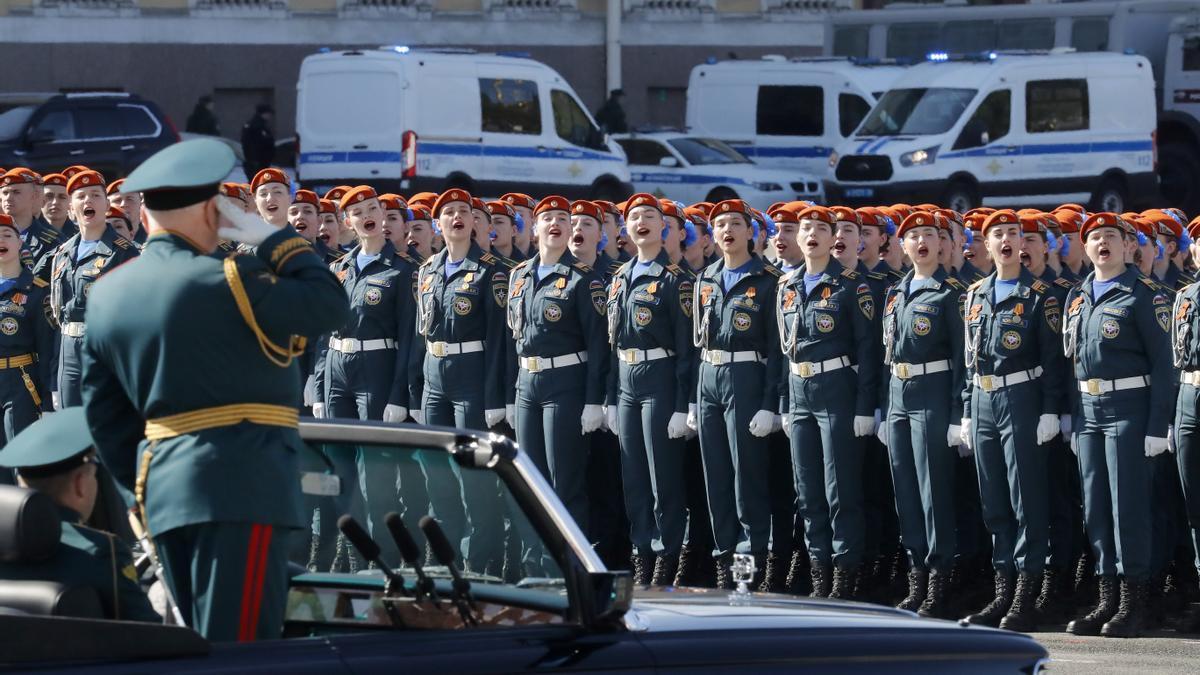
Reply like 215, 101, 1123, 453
0, 92, 180, 178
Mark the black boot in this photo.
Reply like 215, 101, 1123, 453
752, 553, 768, 590
674, 545, 699, 587
1000, 572, 1042, 632
1073, 550, 1096, 605
809, 560, 832, 598
651, 553, 679, 587
785, 550, 812, 596
1067, 575, 1118, 635
917, 569, 951, 619
1035, 566, 1073, 624
896, 568, 928, 612
714, 552, 736, 590
828, 565, 860, 601
630, 553, 655, 585
1101, 577, 1148, 638
964, 571, 1014, 627
758, 552, 787, 593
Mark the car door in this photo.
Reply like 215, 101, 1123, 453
617, 138, 687, 201
17, 104, 80, 174
71, 103, 127, 179
115, 102, 166, 175
547, 89, 617, 195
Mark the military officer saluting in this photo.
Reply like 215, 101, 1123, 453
37, 170, 138, 409
0, 214, 54, 454
0, 408, 159, 622
80, 138, 350, 640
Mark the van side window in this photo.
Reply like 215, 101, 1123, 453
550, 90, 605, 150
1026, 79, 1089, 133
479, 79, 541, 135
756, 86, 823, 137
1185, 37, 1200, 72
616, 139, 673, 166
953, 89, 1010, 150
838, 94, 871, 137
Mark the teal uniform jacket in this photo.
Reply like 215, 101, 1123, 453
0, 269, 56, 407
881, 268, 966, 418
0, 504, 159, 622
42, 227, 140, 328
20, 217, 62, 282
80, 227, 350, 535
1161, 262, 1194, 293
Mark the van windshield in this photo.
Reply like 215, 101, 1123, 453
858, 88, 976, 136
668, 137, 751, 165
0, 106, 34, 142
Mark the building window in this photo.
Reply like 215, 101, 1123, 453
34, 0, 137, 16
996, 19, 1055, 51
480, 79, 542, 135
622, 0, 715, 14
192, 0, 286, 15
756, 85, 823, 136
942, 20, 996, 54
832, 26, 869, 58
1071, 18, 1109, 52
484, 0, 576, 9
338, 0, 432, 15
1026, 79, 1088, 134
887, 23, 940, 60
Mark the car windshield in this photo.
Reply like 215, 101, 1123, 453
858, 88, 977, 136
0, 106, 34, 142
292, 439, 564, 589
668, 137, 751, 165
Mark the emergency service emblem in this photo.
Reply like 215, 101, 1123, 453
679, 281, 694, 318
0, 317, 17, 336
453, 296, 472, 316
544, 303, 562, 322
733, 312, 752, 331
913, 315, 932, 336
634, 306, 652, 327
591, 279, 607, 316
365, 287, 382, 305
1101, 318, 1120, 339
492, 272, 508, 308
1156, 305, 1172, 333
858, 294, 874, 320
1001, 330, 1021, 350
816, 313, 835, 333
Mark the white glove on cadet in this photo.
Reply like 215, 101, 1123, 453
484, 409, 504, 428
1035, 414, 1058, 445
581, 405, 604, 434
782, 413, 793, 440
382, 405, 407, 423
52, 391, 61, 411
853, 415, 874, 438
605, 406, 619, 435
947, 424, 962, 448
686, 404, 698, 431
1169, 426, 1177, 454
505, 404, 516, 428
748, 410, 775, 438
667, 412, 690, 439
312, 402, 326, 419
1059, 414, 1072, 442
960, 418, 972, 452
410, 410, 424, 425
1145, 436, 1169, 458
216, 195, 280, 245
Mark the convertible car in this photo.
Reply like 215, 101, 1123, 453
0, 421, 1049, 673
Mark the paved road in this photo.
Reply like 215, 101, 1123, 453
1034, 629, 1200, 674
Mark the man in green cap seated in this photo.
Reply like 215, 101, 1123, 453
80, 138, 350, 641
0, 408, 159, 622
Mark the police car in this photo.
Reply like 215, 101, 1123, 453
613, 131, 823, 209
825, 51, 1157, 212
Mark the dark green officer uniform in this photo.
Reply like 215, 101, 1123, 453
693, 255, 781, 571
0, 408, 159, 622
37, 227, 138, 408
0, 269, 55, 454
80, 138, 350, 641
507, 250, 608, 535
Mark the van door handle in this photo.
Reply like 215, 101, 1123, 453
537, 146, 548, 152
69, 149, 85, 156
120, 144, 135, 151
353, 144, 368, 150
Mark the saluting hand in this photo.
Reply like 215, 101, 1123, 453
216, 196, 280, 245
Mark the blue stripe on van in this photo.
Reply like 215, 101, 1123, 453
940, 140, 1152, 160
733, 145, 832, 159
299, 143, 623, 165
630, 172, 753, 187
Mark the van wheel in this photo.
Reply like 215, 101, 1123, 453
942, 182, 978, 213
1158, 142, 1200, 216
590, 178, 624, 203
1090, 178, 1127, 214
707, 187, 738, 202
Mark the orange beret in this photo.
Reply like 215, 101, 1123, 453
913, 203, 940, 212
1051, 209, 1083, 234
659, 199, 687, 224
318, 198, 336, 215
684, 206, 711, 226
220, 182, 248, 201
965, 206, 995, 218
534, 196, 571, 218
66, 170, 106, 194
323, 186, 351, 203
501, 193, 537, 210
593, 200, 619, 217
709, 199, 754, 222
106, 206, 130, 224
486, 200, 515, 219
0, 168, 41, 187
830, 206, 861, 227
1056, 203, 1087, 215
1142, 209, 1183, 239
1079, 212, 1127, 242
1122, 213, 1155, 239
981, 209, 1020, 234
378, 193, 406, 212
41, 173, 67, 189
409, 205, 432, 221
896, 211, 943, 238
292, 189, 320, 208
61, 165, 90, 180
622, 193, 662, 219
408, 191, 438, 205
933, 208, 963, 228
795, 205, 837, 226
1018, 212, 1048, 235
690, 201, 715, 213
890, 204, 915, 221
250, 168, 289, 193
338, 185, 378, 212
767, 206, 799, 225
431, 189, 472, 217
1188, 215, 1200, 242
571, 200, 604, 223
470, 197, 488, 214
106, 178, 125, 196
0, 213, 15, 234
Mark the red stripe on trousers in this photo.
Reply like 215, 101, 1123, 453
247, 525, 273, 638
238, 524, 264, 642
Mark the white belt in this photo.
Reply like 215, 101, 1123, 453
617, 347, 673, 365
61, 322, 86, 338
328, 337, 396, 354
1182, 371, 1200, 387
789, 355, 852, 378
891, 359, 950, 380
519, 351, 587, 373
973, 367, 1043, 393
701, 349, 763, 366
1078, 375, 1150, 395
426, 340, 484, 358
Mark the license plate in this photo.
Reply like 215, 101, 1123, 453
845, 188, 874, 198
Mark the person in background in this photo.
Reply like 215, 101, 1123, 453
594, 89, 628, 134
185, 94, 221, 136
240, 104, 275, 180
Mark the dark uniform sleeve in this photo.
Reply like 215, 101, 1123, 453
760, 277, 781, 413
946, 286, 966, 423
852, 280, 881, 418
1141, 288, 1177, 437
1037, 292, 1066, 416
484, 265, 509, 412
80, 338, 142, 500
249, 227, 351, 344
577, 269, 609, 406
672, 274, 695, 414
388, 261, 416, 409
961, 287, 979, 421
34, 284, 56, 411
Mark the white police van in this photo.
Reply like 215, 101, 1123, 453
685, 57, 908, 176
296, 47, 632, 199
825, 51, 1156, 212
613, 131, 823, 208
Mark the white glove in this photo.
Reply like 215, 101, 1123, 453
947, 425, 962, 448
853, 415, 874, 438
782, 413, 793, 439
51, 391, 61, 411
303, 376, 316, 407
382, 404, 407, 423
1059, 414, 1072, 442
876, 422, 888, 447
769, 414, 783, 434
485, 408, 504, 428
505, 404, 516, 428
667, 412, 690, 439
1145, 436, 1169, 458
748, 410, 775, 438
581, 404, 604, 434
1169, 425, 1177, 454
605, 406, 619, 435
1036, 414, 1059, 445
1070, 434, 1078, 456
312, 402, 326, 419
216, 195, 280, 245
960, 418, 972, 451
411, 410, 424, 425
686, 404, 698, 431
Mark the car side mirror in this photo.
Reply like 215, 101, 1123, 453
583, 571, 632, 628
658, 156, 679, 168
980, 131, 990, 146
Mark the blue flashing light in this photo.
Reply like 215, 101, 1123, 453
392, 46, 411, 54
927, 52, 949, 62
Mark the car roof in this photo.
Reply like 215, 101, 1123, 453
303, 47, 551, 71
0, 92, 138, 107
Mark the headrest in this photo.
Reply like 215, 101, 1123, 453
0, 486, 61, 564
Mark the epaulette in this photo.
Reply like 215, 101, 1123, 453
513, 258, 533, 272
32, 277, 47, 288
418, 256, 435, 269
479, 252, 497, 265
944, 277, 965, 290
665, 263, 682, 275
112, 237, 130, 249
968, 278, 986, 291
1030, 279, 1048, 294
764, 265, 782, 278
330, 252, 349, 268
840, 268, 859, 279
37, 231, 58, 244
867, 271, 887, 281
1054, 277, 1073, 289
573, 261, 593, 274
396, 251, 416, 264
617, 260, 633, 277
1140, 277, 1163, 292
777, 269, 794, 285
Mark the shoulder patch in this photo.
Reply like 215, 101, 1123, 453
32, 277, 47, 288
479, 252, 496, 265
1030, 279, 1048, 294
867, 271, 887, 280
1141, 277, 1162, 291
840, 268, 860, 279
968, 278, 986, 291
665, 263, 682, 275
1054, 277, 1073, 289
112, 238, 130, 249
764, 265, 782, 278
573, 261, 593, 274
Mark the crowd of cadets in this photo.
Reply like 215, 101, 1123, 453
3, 159, 1200, 640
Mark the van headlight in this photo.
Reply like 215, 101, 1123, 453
754, 182, 783, 191
828, 151, 839, 169
899, 146, 939, 167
